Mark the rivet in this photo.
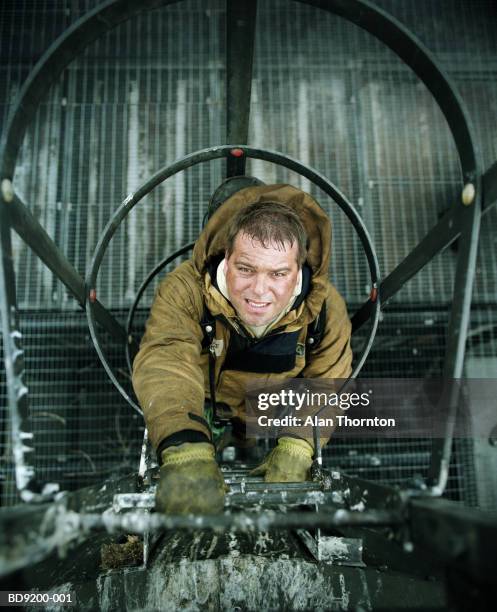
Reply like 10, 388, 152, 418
403, 541, 414, 553
462, 183, 475, 206
1, 179, 14, 203
308, 337, 315, 345
205, 325, 213, 333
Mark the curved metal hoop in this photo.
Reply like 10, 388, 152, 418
0, 0, 479, 185
86, 145, 381, 413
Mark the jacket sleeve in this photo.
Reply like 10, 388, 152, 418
132, 263, 211, 450
288, 282, 352, 449
301, 282, 353, 380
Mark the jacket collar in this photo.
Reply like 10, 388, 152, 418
204, 255, 314, 330
194, 184, 332, 324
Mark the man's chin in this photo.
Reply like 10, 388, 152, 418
243, 316, 272, 327
239, 308, 275, 328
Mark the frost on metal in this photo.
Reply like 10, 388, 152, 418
90, 530, 446, 611
98, 555, 362, 611
296, 530, 364, 567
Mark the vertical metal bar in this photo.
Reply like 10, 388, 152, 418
428, 180, 482, 492
126, 79, 140, 302
250, 80, 266, 181
16, 130, 32, 309
31, 93, 43, 308
110, 38, 120, 307
58, 70, 72, 308
46, 85, 60, 306
226, 0, 257, 177
297, 79, 311, 194
96, 35, 106, 308
153, 65, 160, 277
350, 67, 374, 304
0, 190, 38, 502
174, 80, 186, 249
313, 425, 322, 466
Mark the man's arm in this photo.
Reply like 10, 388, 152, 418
301, 282, 353, 380
279, 282, 353, 451
132, 261, 211, 453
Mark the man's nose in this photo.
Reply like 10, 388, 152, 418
251, 274, 268, 297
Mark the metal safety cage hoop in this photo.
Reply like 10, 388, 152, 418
85, 145, 382, 415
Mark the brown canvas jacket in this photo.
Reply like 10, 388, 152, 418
132, 184, 352, 450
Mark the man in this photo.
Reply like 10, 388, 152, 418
132, 184, 352, 514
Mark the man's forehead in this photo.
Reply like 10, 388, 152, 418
230, 232, 299, 266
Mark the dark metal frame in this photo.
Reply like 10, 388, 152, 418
0, 204, 37, 502
85, 145, 381, 415
226, 0, 258, 178
0, 0, 495, 499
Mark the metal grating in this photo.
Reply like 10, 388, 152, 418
1, 0, 496, 508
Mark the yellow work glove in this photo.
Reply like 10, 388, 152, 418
155, 442, 225, 515
250, 437, 313, 482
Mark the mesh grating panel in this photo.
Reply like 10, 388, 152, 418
1, 0, 496, 508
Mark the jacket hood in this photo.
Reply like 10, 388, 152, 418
192, 184, 333, 323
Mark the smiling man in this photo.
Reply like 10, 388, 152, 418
225, 230, 300, 326
222, 202, 305, 331
132, 184, 352, 515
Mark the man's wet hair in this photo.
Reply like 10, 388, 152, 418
225, 201, 308, 267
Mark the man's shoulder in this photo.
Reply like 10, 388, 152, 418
158, 259, 201, 285
156, 259, 204, 315
320, 278, 348, 316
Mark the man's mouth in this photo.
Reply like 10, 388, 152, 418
245, 299, 271, 309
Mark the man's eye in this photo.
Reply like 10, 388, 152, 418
238, 267, 251, 273
273, 272, 286, 277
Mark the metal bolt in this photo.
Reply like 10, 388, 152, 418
205, 325, 213, 333
403, 541, 414, 553
462, 183, 475, 206
1, 179, 14, 203
488, 424, 497, 447
308, 337, 315, 345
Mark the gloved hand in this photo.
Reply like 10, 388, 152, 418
155, 442, 226, 514
249, 437, 313, 482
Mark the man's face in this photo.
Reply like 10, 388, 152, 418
224, 232, 300, 327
